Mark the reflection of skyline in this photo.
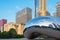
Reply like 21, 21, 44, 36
0, 0, 60, 22
24, 16, 60, 29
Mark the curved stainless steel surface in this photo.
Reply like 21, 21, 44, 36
24, 16, 60, 39
24, 16, 60, 29
24, 27, 60, 39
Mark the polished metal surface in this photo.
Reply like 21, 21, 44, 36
24, 16, 60, 29
24, 27, 60, 39
24, 16, 60, 39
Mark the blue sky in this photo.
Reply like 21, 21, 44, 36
0, 0, 60, 22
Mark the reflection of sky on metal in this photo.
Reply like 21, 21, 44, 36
39, 21, 53, 26
24, 16, 60, 29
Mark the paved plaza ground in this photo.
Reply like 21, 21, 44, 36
0, 38, 57, 40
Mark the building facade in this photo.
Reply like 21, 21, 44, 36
53, 12, 56, 17
16, 7, 32, 24
55, 2, 60, 18
4, 22, 24, 35
0, 19, 7, 32
38, 0, 50, 16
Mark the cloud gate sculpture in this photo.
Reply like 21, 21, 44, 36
23, 16, 60, 39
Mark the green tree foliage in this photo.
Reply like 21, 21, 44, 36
0, 31, 1, 38
1, 31, 8, 38
0, 28, 24, 39
16, 35, 24, 38
8, 28, 17, 38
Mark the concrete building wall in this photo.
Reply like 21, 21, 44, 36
4, 22, 24, 35
54, 2, 60, 18
17, 24, 24, 35
16, 7, 32, 24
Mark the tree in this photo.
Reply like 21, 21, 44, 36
0, 31, 1, 38
8, 28, 17, 38
1, 31, 8, 38
16, 35, 24, 38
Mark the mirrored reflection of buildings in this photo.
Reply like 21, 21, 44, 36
0, 19, 7, 32
53, 2, 60, 18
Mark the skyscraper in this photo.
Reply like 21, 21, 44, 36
55, 2, 60, 18
0, 19, 7, 32
16, 7, 32, 24
38, 0, 50, 16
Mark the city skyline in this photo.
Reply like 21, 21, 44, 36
0, 0, 60, 22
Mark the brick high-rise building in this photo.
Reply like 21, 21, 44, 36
16, 7, 32, 24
